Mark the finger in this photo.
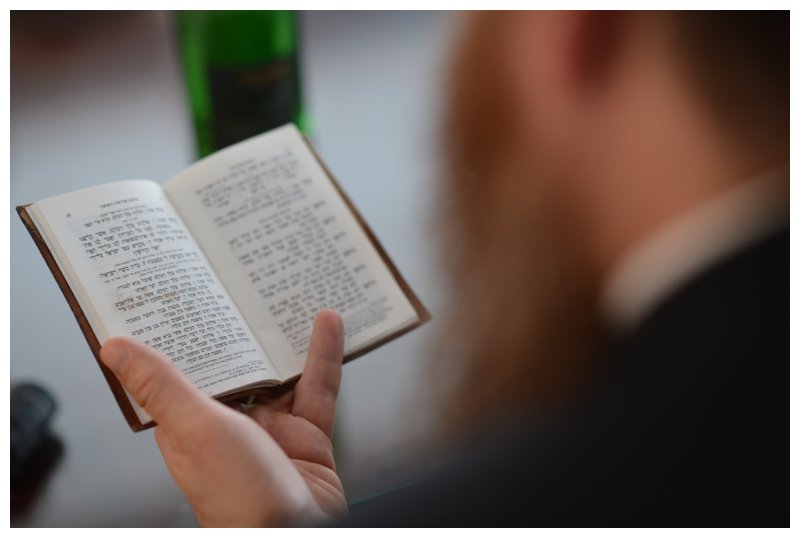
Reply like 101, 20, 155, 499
100, 336, 214, 432
292, 309, 344, 438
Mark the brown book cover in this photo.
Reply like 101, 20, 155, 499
17, 140, 430, 432
18, 204, 148, 431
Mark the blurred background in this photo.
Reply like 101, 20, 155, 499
10, 11, 454, 526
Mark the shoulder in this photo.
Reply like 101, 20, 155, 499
343, 227, 788, 527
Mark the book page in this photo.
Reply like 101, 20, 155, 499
165, 125, 419, 379
30, 180, 278, 424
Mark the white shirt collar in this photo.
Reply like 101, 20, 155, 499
599, 166, 788, 334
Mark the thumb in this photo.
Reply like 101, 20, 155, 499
292, 309, 345, 438
100, 336, 213, 431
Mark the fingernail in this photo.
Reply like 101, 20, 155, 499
101, 340, 129, 374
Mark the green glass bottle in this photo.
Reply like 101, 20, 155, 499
177, 10, 307, 157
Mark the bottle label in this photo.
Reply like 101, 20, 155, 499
208, 57, 298, 150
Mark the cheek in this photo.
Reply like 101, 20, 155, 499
504, 22, 575, 160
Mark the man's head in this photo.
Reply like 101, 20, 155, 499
436, 11, 788, 429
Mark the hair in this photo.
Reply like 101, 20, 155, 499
672, 11, 789, 156
432, 11, 789, 436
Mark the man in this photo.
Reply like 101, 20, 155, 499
99, 11, 788, 526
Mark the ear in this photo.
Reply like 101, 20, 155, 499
567, 11, 623, 94
504, 11, 625, 146
519, 11, 622, 95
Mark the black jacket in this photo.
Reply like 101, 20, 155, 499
344, 225, 788, 527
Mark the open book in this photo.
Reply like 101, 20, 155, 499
18, 124, 429, 431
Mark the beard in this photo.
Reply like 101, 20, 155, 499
433, 13, 600, 435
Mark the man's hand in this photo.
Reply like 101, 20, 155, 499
99, 310, 347, 527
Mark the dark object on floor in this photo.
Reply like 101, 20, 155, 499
11, 383, 62, 516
